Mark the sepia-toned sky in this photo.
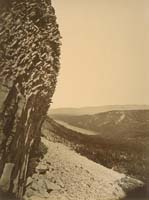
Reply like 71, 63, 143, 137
51, 0, 148, 108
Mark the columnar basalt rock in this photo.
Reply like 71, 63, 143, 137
0, 0, 61, 198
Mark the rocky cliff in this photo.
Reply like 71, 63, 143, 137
0, 0, 61, 198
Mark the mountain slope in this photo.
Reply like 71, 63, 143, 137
24, 137, 144, 200
51, 110, 149, 143
41, 117, 149, 198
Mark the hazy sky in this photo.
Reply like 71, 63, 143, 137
51, 0, 148, 108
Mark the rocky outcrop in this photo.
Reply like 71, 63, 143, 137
0, 0, 61, 198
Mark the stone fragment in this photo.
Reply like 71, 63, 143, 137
36, 164, 48, 174
25, 188, 34, 197
32, 174, 39, 181
31, 182, 39, 191
45, 180, 61, 191
38, 179, 46, 189
26, 177, 33, 187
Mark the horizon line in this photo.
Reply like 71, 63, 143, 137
50, 104, 149, 110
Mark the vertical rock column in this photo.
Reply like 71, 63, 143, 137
0, 0, 61, 198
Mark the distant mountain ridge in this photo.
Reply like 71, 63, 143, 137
49, 105, 149, 116
50, 109, 149, 143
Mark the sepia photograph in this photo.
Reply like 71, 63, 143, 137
0, 0, 148, 200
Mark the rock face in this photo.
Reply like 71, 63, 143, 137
0, 0, 61, 198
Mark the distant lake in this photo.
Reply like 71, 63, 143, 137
55, 120, 98, 136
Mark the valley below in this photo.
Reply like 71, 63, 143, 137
49, 109, 149, 199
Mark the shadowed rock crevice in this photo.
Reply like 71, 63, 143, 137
0, 0, 61, 198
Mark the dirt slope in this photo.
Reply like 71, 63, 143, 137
24, 137, 143, 200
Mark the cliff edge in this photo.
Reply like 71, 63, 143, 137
0, 0, 61, 198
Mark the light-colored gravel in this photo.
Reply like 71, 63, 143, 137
24, 137, 143, 200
